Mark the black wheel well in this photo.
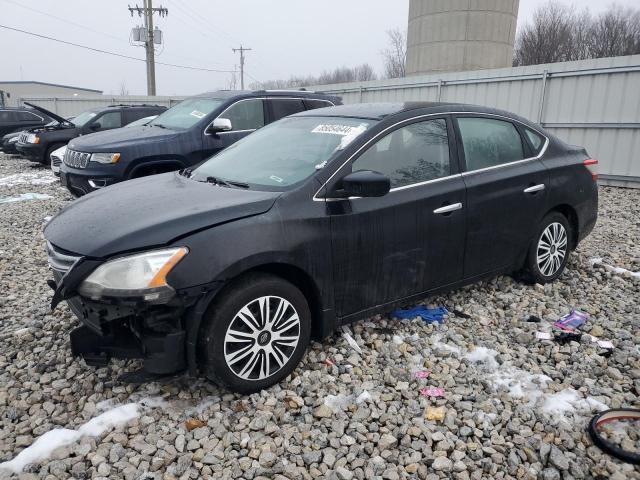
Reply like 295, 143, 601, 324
548, 204, 579, 249
130, 161, 184, 178
213, 264, 324, 340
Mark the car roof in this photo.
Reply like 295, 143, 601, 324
193, 89, 338, 100
294, 102, 532, 123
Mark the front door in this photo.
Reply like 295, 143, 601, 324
201, 98, 266, 160
329, 117, 466, 318
455, 115, 549, 278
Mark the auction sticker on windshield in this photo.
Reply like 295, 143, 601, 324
312, 124, 363, 135
190, 110, 206, 119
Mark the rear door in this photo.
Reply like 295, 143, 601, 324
329, 116, 466, 317
201, 98, 266, 159
0, 110, 21, 136
454, 115, 549, 278
266, 98, 306, 123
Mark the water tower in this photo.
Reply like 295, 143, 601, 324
406, 0, 519, 75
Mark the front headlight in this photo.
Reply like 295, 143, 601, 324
78, 247, 188, 302
27, 134, 40, 144
90, 152, 121, 164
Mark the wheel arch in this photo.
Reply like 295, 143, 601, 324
128, 158, 187, 179
185, 260, 331, 374
547, 204, 579, 250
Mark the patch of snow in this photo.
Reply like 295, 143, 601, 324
0, 193, 52, 204
0, 172, 57, 187
324, 394, 352, 412
432, 335, 462, 355
464, 347, 499, 368
356, 391, 372, 404
0, 402, 140, 473
590, 257, 640, 278
489, 366, 552, 405
542, 388, 608, 418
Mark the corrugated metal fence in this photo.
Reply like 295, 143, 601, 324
18, 95, 186, 118
313, 55, 640, 187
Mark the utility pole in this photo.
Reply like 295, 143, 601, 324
128, 1, 168, 95
232, 45, 252, 90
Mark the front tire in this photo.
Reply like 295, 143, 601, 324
523, 212, 571, 284
199, 273, 311, 393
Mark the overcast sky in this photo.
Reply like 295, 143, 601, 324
0, 0, 637, 96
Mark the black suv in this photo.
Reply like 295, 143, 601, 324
59, 90, 341, 196
0, 106, 52, 137
16, 103, 166, 165
45, 102, 597, 393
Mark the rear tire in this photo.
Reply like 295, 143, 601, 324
198, 273, 311, 393
522, 212, 571, 284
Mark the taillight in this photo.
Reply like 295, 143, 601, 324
583, 158, 598, 181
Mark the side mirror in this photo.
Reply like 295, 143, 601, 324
206, 117, 232, 134
88, 123, 101, 131
340, 170, 390, 198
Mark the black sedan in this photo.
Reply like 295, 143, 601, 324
44, 102, 598, 392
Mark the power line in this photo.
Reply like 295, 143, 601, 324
0, 0, 128, 44
0, 24, 236, 73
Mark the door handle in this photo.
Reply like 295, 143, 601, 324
433, 203, 463, 215
524, 184, 545, 193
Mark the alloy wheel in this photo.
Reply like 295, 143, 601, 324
536, 222, 568, 277
223, 296, 301, 381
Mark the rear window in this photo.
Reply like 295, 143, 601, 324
524, 127, 545, 154
457, 117, 525, 171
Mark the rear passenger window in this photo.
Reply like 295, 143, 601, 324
352, 119, 450, 188
270, 99, 305, 121
524, 127, 545, 154
457, 117, 524, 171
222, 99, 265, 131
18, 112, 41, 122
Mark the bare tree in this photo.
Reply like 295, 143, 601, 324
589, 5, 640, 57
513, 1, 574, 66
227, 69, 239, 90
252, 63, 378, 89
381, 28, 406, 78
514, 1, 640, 66
119, 81, 129, 96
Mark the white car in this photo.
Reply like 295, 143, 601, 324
50, 145, 67, 176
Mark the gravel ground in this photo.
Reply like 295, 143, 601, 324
0, 152, 639, 480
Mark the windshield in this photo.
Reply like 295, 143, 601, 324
191, 116, 373, 190
150, 98, 223, 130
72, 110, 98, 127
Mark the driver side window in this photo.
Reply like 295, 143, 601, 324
222, 99, 265, 131
351, 119, 451, 188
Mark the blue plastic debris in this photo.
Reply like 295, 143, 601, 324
392, 306, 448, 324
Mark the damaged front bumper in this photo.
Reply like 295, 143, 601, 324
65, 294, 188, 375
47, 244, 221, 378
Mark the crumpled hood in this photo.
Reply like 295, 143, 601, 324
45, 172, 281, 258
68, 125, 179, 152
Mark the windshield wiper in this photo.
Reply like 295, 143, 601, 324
179, 168, 192, 178
153, 123, 167, 129
205, 176, 250, 189
205, 176, 230, 187
226, 180, 250, 189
